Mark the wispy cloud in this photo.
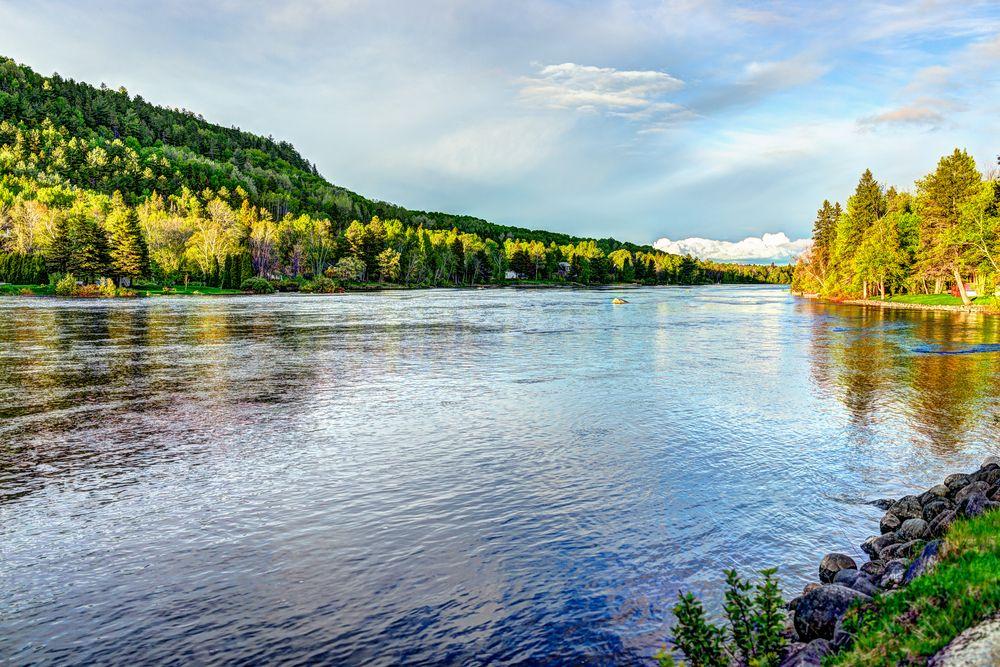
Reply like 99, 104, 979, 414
518, 62, 688, 127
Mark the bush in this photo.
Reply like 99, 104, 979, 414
54, 273, 77, 296
240, 277, 276, 294
275, 278, 302, 292
301, 276, 342, 293
658, 568, 786, 667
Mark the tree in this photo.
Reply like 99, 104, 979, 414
916, 149, 982, 304
377, 247, 401, 282
106, 192, 148, 282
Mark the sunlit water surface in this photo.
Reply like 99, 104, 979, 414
2, 286, 999, 665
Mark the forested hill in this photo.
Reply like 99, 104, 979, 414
0, 56, 791, 290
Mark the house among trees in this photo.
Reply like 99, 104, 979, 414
557, 261, 571, 277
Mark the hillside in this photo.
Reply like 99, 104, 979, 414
0, 56, 791, 290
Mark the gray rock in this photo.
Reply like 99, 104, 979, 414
880, 512, 901, 534
923, 499, 953, 523
929, 509, 957, 537
989, 484, 1000, 501
944, 473, 972, 494
982, 455, 1000, 469
972, 466, 1000, 487
880, 539, 922, 561
954, 481, 989, 505
794, 585, 870, 641
892, 495, 923, 520
819, 553, 857, 584
878, 559, 908, 589
862, 533, 900, 559
903, 539, 943, 585
898, 518, 930, 541
832, 615, 854, 650
957, 492, 996, 518
927, 483, 951, 500
860, 560, 885, 578
832, 568, 859, 586
787, 595, 803, 612
867, 498, 896, 510
780, 638, 834, 667
928, 613, 1000, 667
803, 582, 822, 595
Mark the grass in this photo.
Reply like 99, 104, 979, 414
828, 508, 1000, 666
878, 293, 1000, 307
133, 283, 243, 296
0, 283, 52, 295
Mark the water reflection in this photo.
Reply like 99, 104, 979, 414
1, 288, 999, 665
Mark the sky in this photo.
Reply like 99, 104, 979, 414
1, 0, 998, 261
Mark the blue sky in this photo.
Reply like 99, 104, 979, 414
1, 0, 998, 260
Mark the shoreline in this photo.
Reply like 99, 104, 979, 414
793, 292, 1000, 315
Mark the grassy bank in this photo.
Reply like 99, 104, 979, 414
882, 293, 1000, 307
830, 508, 1000, 666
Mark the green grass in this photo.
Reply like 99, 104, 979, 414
879, 293, 1000, 307
0, 283, 52, 295
828, 508, 1000, 666
131, 283, 243, 296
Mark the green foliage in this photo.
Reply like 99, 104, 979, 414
54, 272, 76, 296
667, 569, 786, 667
239, 276, 275, 294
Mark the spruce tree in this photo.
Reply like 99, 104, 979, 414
107, 195, 148, 283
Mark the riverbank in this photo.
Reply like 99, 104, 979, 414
781, 458, 1000, 666
794, 292, 1000, 315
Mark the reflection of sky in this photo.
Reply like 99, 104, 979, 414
2, 287, 1000, 664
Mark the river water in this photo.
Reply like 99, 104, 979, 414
2, 285, 999, 665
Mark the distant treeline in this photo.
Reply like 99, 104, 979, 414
0, 56, 791, 288
793, 149, 1000, 303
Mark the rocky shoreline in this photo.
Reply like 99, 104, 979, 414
780, 456, 1000, 666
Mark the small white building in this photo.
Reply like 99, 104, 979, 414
505, 270, 524, 280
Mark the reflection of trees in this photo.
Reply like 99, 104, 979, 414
0, 301, 318, 505
804, 301, 1000, 454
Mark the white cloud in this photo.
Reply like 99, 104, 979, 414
518, 62, 688, 126
652, 232, 811, 263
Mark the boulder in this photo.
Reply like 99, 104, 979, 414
867, 498, 896, 510
860, 560, 885, 578
954, 481, 989, 505
878, 559, 908, 589
787, 595, 803, 612
793, 585, 870, 641
832, 615, 854, 651
898, 518, 931, 541
944, 473, 972, 495
957, 492, 996, 518
990, 484, 1000, 502
923, 499, 953, 523
903, 539, 943, 585
848, 573, 879, 597
928, 612, 1000, 667
879, 512, 901, 534
982, 455, 1000, 468
891, 495, 922, 520
880, 539, 922, 561
780, 639, 834, 667
819, 553, 857, 584
923, 484, 951, 502
803, 582, 822, 595
862, 533, 900, 559
832, 568, 859, 586
972, 466, 1000, 487
929, 509, 957, 537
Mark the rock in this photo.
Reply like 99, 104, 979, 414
982, 455, 1000, 469
929, 509, 957, 537
787, 595, 803, 612
919, 485, 951, 505
923, 499, 953, 523
898, 518, 930, 541
954, 481, 989, 505
862, 533, 900, 559
848, 573, 879, 597
780, 639, 834, 667
956, 492, 995, 518
972, 466, 1000, 487
880, 512, 902, 534
832, 615, 854, 651
819, 553, 857, 584
944, 473, 972, 495
832, 568, 859, 586
860, 560, 885, 578
891, 495, 923, 520
867, 498, 896, 510
803, 582, 822, 595
878, 559, 908, 589
903, 539, 943, 585
611, 298, 628, 304
880, 539, 922, 561
928, 612, 1000, 666
989, 484, 1000, 501
793, 585, 870, 641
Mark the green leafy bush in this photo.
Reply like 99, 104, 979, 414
240, 277, 276, 294
54, 273, 77, 296
301, 276, 342, 293
659, 568, 786, 667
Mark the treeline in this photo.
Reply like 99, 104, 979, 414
793, 149, 1000, 303
0, 55, 790, 289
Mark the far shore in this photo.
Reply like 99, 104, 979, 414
794, 291, 1000, 315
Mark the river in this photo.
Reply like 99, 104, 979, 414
2, 285, 999, 664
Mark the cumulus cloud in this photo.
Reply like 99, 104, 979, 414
518, 62, 688, 126
652, 232, 811, 263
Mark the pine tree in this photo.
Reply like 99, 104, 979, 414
106, 193, 148, 283
45, 213, 73, 275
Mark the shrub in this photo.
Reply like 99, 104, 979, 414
240, 277, 276, 294
54, 273, 77, 296
660, 568, 786, 667
275, 278, 302, 292
302, 276, 341, 293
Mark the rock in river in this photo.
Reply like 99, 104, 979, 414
780, 638, 834, 667
819, 553, 857, 584
793, 585, 870, 641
